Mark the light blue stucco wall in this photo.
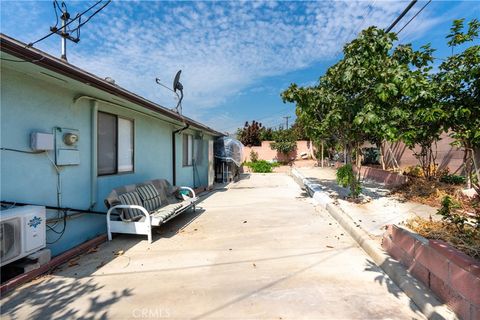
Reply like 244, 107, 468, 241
174, 130, 211, 188
1, 66, 215, 257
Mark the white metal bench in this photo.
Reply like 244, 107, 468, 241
105, 179, 197, 243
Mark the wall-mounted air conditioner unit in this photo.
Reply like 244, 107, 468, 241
0, 206, 46, 267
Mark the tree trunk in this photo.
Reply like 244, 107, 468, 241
378, 141, 385, 170
321, 140, 324, 168
463, 141, 473, 188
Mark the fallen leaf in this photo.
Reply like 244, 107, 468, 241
87, 247, 98, 254
114, 250, 124, 256
243, 220, 247, 223
252, 263, 256, 268
326, 245, 334, 248
68, 258, 79, 267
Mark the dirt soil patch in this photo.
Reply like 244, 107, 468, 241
393, 177, 479, 214
405, 216, 480, 260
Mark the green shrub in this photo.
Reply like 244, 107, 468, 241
440, 174, 466, 185
248, 160, 273, 173
270, 129, 296, 155
250, 150, 259, 162
336, 164, 361, 198
437, 196, 467, 231
362, 147, 380, 165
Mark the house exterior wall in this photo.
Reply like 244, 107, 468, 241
1, 66, 214, 256
174, 131, 212, 188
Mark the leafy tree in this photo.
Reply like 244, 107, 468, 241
392, 44, 444, 178
259, 127, 274, 141
237, 121, 263, 146
283, 27, 432, 167
290, 119, 309, 140
282, 26, 441, 196
437, 18, 480, 186
270, 129, 297, 156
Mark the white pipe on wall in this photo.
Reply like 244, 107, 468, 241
91, 100, 98, 209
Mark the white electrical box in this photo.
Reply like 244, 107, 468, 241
57, 149, 80, 165
31, 132, 54, 151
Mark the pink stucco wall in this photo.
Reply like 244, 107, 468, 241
243, 140, 315, 163
382, 133, 465, 173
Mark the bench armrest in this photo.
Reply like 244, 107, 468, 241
107, 204, 151, 225
179, 186, 196, 199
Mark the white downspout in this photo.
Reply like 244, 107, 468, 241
91, 100, 98, 209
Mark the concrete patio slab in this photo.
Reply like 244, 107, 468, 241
1, 173, 424, 319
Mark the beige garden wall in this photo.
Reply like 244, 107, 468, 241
243, 140, 316, 163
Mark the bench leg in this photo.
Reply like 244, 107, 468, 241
107, 215, 112, 241
147, 225, 152, 243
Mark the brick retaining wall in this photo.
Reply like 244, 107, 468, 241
382, 225, 480, 320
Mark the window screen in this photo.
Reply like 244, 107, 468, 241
118, 118, 134, 172
195, 138, 204, 165
98, 112, 117, 175
183, 134, 193, 166
98, 112, 134, 175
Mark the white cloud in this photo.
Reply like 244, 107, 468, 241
2, 0, 446, 129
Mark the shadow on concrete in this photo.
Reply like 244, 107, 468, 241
157, 208, 206, 239
189, 248, 351, 320
0, 277, 133, 320
364, 258, 446, 319
157, 186, 228, 239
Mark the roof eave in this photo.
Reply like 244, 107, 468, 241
0, 33, 223, 137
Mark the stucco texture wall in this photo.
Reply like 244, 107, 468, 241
243, 140, 315, 162
1, 66, 213, 256
382, 134, 465, 173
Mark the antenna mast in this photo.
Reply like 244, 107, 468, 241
60, 9, 69, 60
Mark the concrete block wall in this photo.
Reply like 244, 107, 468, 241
382, 225, 480, 320
382, 133, 465, 173
353, 166, 408, 187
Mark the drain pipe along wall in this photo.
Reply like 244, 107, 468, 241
172, 123, 189, 186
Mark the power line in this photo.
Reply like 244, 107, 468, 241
396, 0, 432, 35
385, 0, 417, 33
27, 0, 111, 48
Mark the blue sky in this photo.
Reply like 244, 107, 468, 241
1, 1, 479, 133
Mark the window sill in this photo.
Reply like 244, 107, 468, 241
98, 171, 135, 177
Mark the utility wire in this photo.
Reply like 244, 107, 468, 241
396, 0, 432, 35
27, 0, 110, 47
68, 0, 111, 33
385, 0, 418, 33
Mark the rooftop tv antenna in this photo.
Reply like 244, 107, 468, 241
51, 1, 79, 60
30, 0, 111, 60
155, 70, 184, 114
